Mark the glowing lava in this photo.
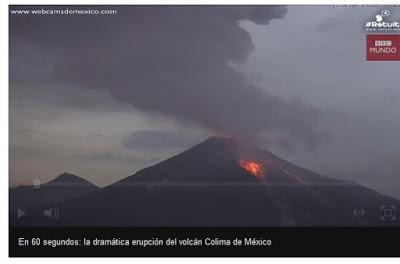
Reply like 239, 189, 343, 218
239, 160, 265, 180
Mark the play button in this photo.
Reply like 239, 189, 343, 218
17, 208, 26, 218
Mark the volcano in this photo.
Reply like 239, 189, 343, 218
11, 137, 400, 226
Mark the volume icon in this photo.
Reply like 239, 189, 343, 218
44, 206, 60, 220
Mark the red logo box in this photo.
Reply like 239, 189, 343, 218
367, 35, 400, 61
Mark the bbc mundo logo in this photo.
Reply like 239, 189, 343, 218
370, 40, 396, 54
367, 35, 400, 61
365, 10, 400, 32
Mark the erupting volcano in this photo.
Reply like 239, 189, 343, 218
239, 160, 265, 180
11, 136, 400, 227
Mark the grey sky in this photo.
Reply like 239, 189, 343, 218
9, 6, 400, 199
240, 6, 400, 199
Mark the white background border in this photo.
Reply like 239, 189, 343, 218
3, 0, 400, 262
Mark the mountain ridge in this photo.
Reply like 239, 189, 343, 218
10, 137, 400, 226
9, 172, 99, 214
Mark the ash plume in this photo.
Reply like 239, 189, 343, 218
10, 6, 320, 148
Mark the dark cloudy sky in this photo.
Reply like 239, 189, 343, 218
9, 6, 400, 199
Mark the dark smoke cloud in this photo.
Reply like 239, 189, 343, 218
123, 130, 202, 150
10, 6, 320, 148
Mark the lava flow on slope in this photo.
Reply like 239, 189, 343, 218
238, 160, 265, 181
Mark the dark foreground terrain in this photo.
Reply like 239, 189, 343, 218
10, 137, 400, 226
